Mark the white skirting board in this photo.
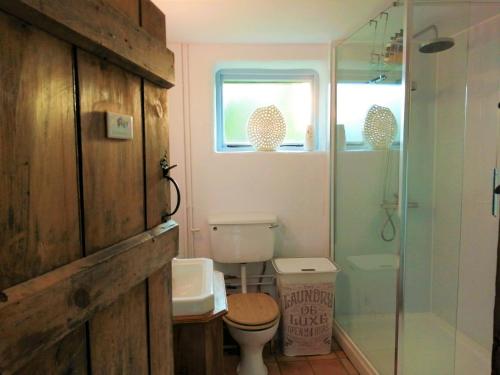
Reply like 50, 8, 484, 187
332, 319, 379, 375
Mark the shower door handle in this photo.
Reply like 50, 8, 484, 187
492, 168, 500, 217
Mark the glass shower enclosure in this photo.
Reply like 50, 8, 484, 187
332, 1, 500, 374
333, 5, 403, 375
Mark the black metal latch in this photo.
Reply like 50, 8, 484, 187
160, 156, 177, 178
160, 154, 181, 221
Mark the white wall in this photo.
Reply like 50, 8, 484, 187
167, 43, 331, 266
167, 44, 190, 256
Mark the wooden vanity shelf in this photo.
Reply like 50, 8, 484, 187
173, 273, 228, 375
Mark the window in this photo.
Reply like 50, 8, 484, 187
215, 69, 318, 152
337, 83, 402, 146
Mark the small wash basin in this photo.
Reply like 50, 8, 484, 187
172, 258, 214, 316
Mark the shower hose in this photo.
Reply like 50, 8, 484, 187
381, 206, 396, 242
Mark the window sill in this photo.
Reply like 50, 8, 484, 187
215, 150, 323, 154
216, 144, 323, 153
339, 145, 401, 153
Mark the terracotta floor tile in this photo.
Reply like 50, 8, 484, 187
223, 354, 286, 375
278, 360, 315, 375
223, 337, 356, 375
276, 352, 310, 362
340, 357, 359, 375
308, 358, 348, 375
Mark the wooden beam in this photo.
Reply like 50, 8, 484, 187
0, 221, 179, 375
140, 0, 166, 42
0, 0, 175, 88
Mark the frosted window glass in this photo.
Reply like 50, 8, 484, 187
222, 82, 312, 145
337, 83, 402, 144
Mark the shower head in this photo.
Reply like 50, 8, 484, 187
414, 25, 455, 54
419, 37, 455, 53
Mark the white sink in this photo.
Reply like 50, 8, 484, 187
172, 258, 215, 317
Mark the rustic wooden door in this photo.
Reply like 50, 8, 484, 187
0, 1, 177, 374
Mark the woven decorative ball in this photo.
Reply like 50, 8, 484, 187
363, 104, 397, 149
247, 105, 286, 151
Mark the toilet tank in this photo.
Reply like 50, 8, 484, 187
208, 213, 278, 263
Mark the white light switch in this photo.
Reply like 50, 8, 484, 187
106, 111, 133, 140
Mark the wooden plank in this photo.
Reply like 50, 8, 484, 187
0, 9, 80, 295
140, 0, 166, 42
0, 11, 88, 375
0, 221, 179, 375
143, 78, 174, 374
173, 318, 224, 375
77, 49, 149, 375
0, 0, 174, 88
144, 80, 171, 227
89, 283, 149, 375
148, 264, 175, 375
15, 328, 88, 375
78, 49, 145, 253
204, 319, 224, 375
107, 0, 140, 25
174, 323, 206, 375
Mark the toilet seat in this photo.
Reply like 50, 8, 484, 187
223, 315, 280, 331
224, 293, 280, 329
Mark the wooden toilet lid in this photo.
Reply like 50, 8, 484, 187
225, 293, 280, 326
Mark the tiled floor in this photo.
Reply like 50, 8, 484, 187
224, 339, 359, 375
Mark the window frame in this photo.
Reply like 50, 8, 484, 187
215, 69, 320, 152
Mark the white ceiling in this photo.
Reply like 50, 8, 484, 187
152, 0, 393, 44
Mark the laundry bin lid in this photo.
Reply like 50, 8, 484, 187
273, 257, 340, 275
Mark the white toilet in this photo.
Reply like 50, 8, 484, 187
209, 214, 280, 375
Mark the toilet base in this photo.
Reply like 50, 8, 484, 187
237, 345, 268, 375
225, 319, 279, 375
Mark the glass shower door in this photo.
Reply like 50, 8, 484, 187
333, 4, 405, 375
401, 2, 499, 375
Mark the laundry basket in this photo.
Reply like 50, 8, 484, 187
272, 257, 340, 356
